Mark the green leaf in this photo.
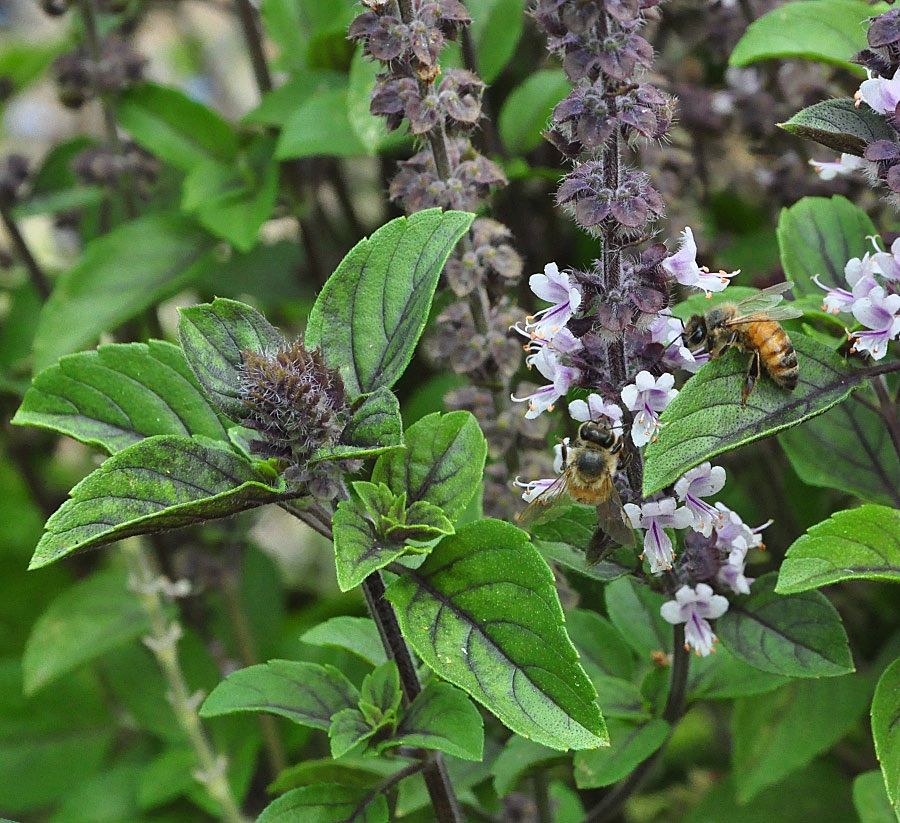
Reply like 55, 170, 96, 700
305, 209, 474, 397
276, 88, 368, 159
181, 136, 280, 253
574, 719, 669, 788
243, 71, 346, 127
499, 69, 570, 154
565, 609, 637, 682
492, 736, 565, 796
387, 681, 484, 761
30, 436, 285, 569
777, 195, 877, 296
117, 83, 238, 170
13, 341, 227, 454
605, 577, 672, 658
138, 748, 196, 810
33, 214, 218, 371
718, 573, 853, 678
779, 98, 896, 156
854, 771, 897, 823
258, 783, 387, 823
359, 662, 402, 726
468, 0, 527, 82
51, 764, 143, 823
777, 505, 900, 593
535, 539, 636, 582
779, 396, 900, 507
642, 334, 861, 496
732, 672, 871, 802
386, 520, 607, 751
178, 298, 284, 420
269, 757, 399, 793
329, 708, 377, 758
729, 0, 886, 74
300, 617, 387, 667
872, 658, 900, 816
309, 388, 404, 464
372, 411, 487, 522
332, 496, 408, 593
21, 568, 149, 694
685, 761, 855, 823
199, 660, 358, 729
591, 676, 651, 721
347, 48, 394, 152
686, 645, 788, 700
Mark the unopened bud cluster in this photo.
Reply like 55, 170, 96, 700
53, 35, 145, 109
72, 141, 159, 194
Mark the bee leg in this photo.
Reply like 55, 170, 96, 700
741, 351, 761, 405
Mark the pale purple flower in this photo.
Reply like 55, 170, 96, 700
674, 462, 727, 537
660, 584, 729, 657
717, 546, 754, 595
808, 154, 864, 181
568, 393, 623, 429
872, 237, 900, 283
623, 498, 693, 574
514, 476, 556, 503
512, 329, 583, 418
812, 252, 879, 315
519, 262, 582, 340
662, 227, 739, 295
621, 371, 678, 447
857, 67, 900, 114
713, 503, 768, 554
648, 313, 705, 373
850, 286, 900, 360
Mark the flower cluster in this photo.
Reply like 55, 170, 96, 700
53, 35, 145, 110
71, 142, 160, 196
814, 237, 900, 360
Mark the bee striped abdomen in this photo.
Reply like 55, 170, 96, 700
748, 320, 798, 390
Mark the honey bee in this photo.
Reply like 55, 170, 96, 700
682, 283, 803, 404
516, 421, 635, 551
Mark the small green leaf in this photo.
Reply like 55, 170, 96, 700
642, 334, 861, 496
565, 609, 637, 682
468, 0, 526, 81
777, 505, 900, 593
718, 573, 853, 678
329, 708, 377, 759
535, 539, 636, 582
853, 771, 897, 823
492, 736, 565, 796
199, 660, 358, 730
686, 645, 788, 700
13, 341, 227, 453
387, 681, 484, 761
499, 69, 570, 154
779, 98, 896, 156
33, 214, 218, 371
359, 662, 402, 726
243, 71, 345, 127
729, 0, 886, 74
732, 672, 871, 802
347, 48, 397, 152
386, 520, 607, 751
117, 82, 239, 170
300, 617, 387, 667
30, 436, 285, 569
269, 757, 398, 793
777, 195, 877, 296
779, 395, 900, 507
178, 298, 284, 421
305, 210, 474, 397
605, 577, 672, 659
372, 411, 487, 522
387, 501, 455, 542
258, 783, 388, 823
332, 497, 408, 593
574, 719, 669, 788
309, 388, 404, 464
872, 658, 900, 816
591, 676, 651, 721
276, 88, 368, 159
22, 568, 150, 694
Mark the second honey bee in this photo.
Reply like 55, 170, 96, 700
516, 420, 634, 551
682, 282, 803, 404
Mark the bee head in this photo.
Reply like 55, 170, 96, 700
683, 315, 707, 349
578, 421, 616, 449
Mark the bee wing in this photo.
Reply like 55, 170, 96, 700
515, 470, 575, 528
595, 479, 635, 549
731, 282, 794, 315
722, 305, 805, 326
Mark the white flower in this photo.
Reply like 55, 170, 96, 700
674, 462, 727, 537
662, 227, 739, 295
621, 371, 678, 447
517, 262, 582, 340
808, 154, 864, 181
872, 237, 900, 282
717, 546, 754, 595
514, 476, 556, 503
648, 313, 705, 374
568, 394, 623, 428
511, 329, 583, 419
660, 584, 730, 657
812, 252, 880, 315
624, 498, 693, 574
858, 67, 900, 114
850, 286, 900, 360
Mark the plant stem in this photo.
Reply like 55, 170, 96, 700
123, 541, 248, 823
872, 375, 900, 461
351, 759, 427, 819
534, 772, 552, 823
361, 573, 464, 823
221, 553, 288, 777
584, 625, 690, 823
233, 0, 273, 94
0, 202, 51, 300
